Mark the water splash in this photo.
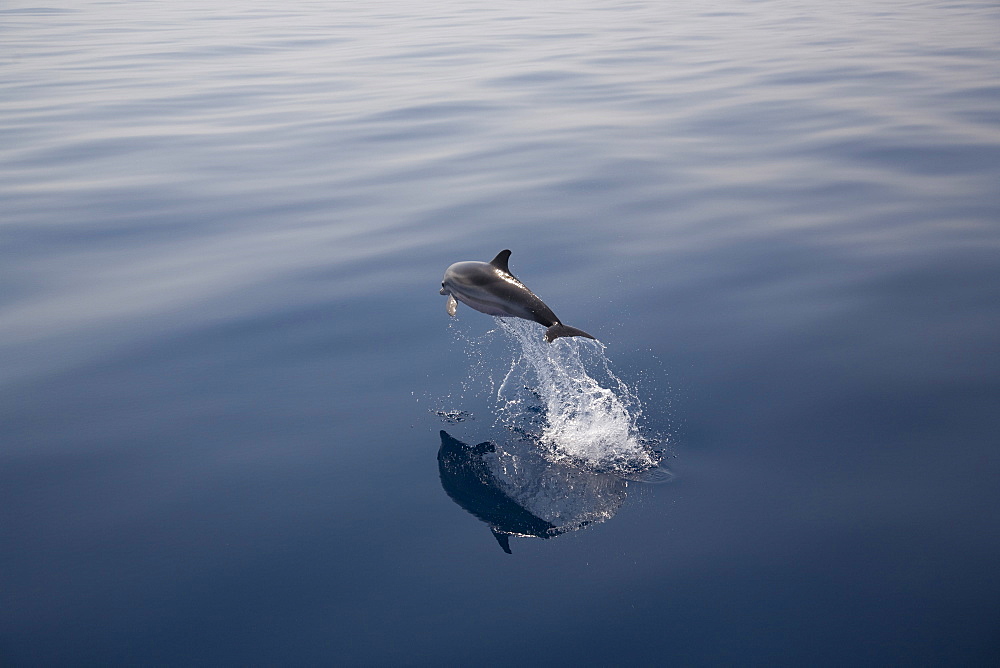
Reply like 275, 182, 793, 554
432, 409, 474, 424
492, 319, 661, 475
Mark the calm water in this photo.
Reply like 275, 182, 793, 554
3, 0, 1000, 664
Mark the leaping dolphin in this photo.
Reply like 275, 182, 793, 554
439, 250, 596, 343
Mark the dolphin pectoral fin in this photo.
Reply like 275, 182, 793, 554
446, 294, 458, 316
489, 249, 513, 274
492, 529, 513, 554
544, 323, 596, 343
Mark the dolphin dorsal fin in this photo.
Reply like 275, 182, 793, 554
489, 249, 513, 275
492, 529, 513, 554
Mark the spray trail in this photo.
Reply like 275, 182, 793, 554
494, 319, 660, 474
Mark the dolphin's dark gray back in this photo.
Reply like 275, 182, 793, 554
489, 250, 596, 342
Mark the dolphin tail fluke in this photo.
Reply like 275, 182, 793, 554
544, 323, 596, 343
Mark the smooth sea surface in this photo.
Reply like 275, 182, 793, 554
3, 1, 999, 664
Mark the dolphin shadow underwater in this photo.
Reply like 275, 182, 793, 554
440, 250, 596, 343
437, 431, 628, 554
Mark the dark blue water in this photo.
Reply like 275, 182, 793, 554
3, 1, 999, 664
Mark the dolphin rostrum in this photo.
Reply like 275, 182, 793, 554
439, 249, 596, 343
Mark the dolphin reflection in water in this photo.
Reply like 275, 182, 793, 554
440, 250, 596, 343
437, 431, 628, 554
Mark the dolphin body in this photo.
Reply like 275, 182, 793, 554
437, 431, 561, 554
437, 430, 629, 554
439, 249, 596, 343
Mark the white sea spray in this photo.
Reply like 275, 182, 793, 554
493, 318, 660, 474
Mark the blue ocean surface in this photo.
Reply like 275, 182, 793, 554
2, 1, 999, 664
